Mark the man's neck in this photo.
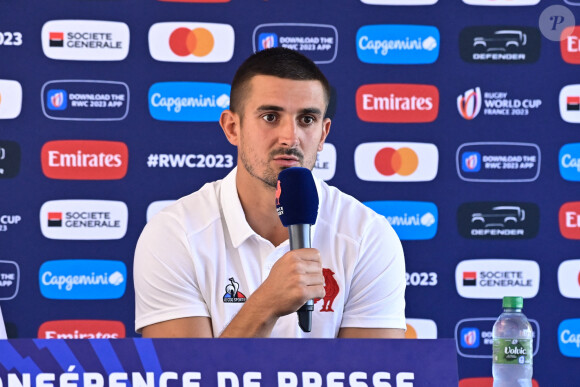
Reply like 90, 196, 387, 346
235, 168, 289, 247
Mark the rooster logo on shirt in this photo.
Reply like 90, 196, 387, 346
314, 268, 339, 312
223, 277, 246, 303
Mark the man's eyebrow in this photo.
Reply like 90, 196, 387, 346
256, 105, 284, 112
300, 107, 323, 116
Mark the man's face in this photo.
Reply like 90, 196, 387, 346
234, 75, 331, 188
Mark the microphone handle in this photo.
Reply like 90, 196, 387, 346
288, 224, 314, 333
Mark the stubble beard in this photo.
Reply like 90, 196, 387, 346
240, 147, 312, 189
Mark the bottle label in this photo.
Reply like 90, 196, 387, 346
493, 338, 533, 365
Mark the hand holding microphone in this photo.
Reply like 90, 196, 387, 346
276, 167, 322, 332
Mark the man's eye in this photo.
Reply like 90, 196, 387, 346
262, 114, 277, 122
301, 116, 315, 125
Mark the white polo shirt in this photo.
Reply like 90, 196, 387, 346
134, 168, 406, 337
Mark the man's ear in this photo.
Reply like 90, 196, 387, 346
220, 109, 240, 146
317, 118, 331, 152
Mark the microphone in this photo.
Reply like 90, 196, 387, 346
276, 167, 319, 333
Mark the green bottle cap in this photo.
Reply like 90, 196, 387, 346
503, 296, 523, 309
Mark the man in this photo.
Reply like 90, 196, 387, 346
134, 47, 406, 338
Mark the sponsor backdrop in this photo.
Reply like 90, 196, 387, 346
1, 0, 579, 385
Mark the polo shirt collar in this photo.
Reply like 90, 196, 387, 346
220, 167, 323, 249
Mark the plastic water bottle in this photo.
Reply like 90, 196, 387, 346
492, 296, 533, 387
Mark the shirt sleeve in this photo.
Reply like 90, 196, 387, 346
340, 216, 407, 330
133, 210, 210, 334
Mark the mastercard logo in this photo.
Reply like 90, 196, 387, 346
374, 147, 418, 176
169, 28, 214, 57
355, 142, 438, 182
149, 22, 234, 63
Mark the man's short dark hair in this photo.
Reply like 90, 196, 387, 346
229, 47, 331, 115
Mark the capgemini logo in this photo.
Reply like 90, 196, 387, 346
457, 87, 482, 120
422, 36, 438, 51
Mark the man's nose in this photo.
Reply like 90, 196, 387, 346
278, 119, 299, 147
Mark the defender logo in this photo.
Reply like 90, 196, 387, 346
0, 140, 21, 179
459, 26, 540, 63
457, 202, 539, 239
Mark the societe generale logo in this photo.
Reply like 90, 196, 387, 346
38, 320, 125, 339
41, 140, 128, 180
560, 84, 580, 123
455, 259, 540, 299
354, 142, 438, 182
561, 26, 580, 64
149, 22, 234, 63
559, 201, 580, 239
40, 200, 128, 240
356, 84, 439, 123
41, 20, 130, 61
558, 260, 580, 298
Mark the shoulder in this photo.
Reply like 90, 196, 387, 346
144, 179, 224, 239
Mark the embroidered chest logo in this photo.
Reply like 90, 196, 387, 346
223, 277, 247, 303
314, 268, 339, 312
